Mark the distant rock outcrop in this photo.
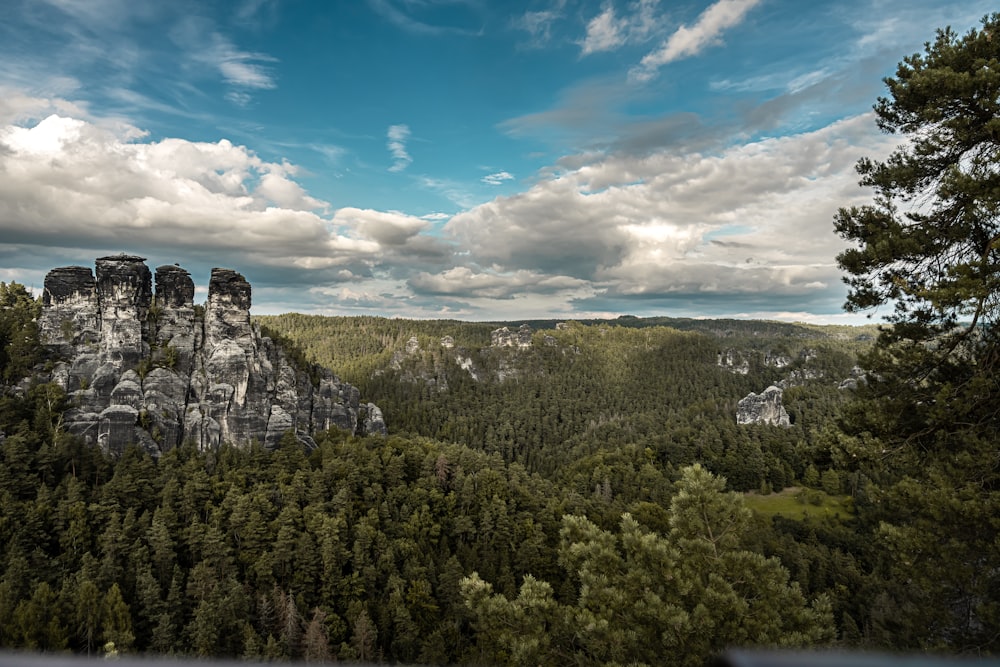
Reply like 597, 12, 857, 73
40, 255, 385, 456
491, 324, 533, 348
717, 348, 749, 375
764, 352, 791, 368
736, 385, 791, 426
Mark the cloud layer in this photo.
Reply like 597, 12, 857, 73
0, 93, 892, 320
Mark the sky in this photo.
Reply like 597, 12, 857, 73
0, 0, 993, 323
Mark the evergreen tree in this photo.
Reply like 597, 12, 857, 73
462, 465, 833, 666
833, 14, 1000, 651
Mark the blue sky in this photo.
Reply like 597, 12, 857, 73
0, 0, 993, 322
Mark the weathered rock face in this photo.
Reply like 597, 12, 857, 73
764, 352, 791, 368
40, 266, 100, 362
39, 256, 386, 456
96, 254, 152, 369
492, 324, 533, 348
736, 385, 791, 426
153, 265, 197, 375
717, 348, 749, 375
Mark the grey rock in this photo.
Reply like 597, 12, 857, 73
717, 348, 750, 375
99, 404, 139, 456
491, 324, 533, 348
39, 266, 100, 358
264, 405, 295, 449
361, 402, 387, 436
154, 265, 197, 375
96, 254, 152, 369
455, 355, 480, 381
737, 385, 791, 426
405, 336, 420, 354
39, 256, 384, 456
764, 352, 791, 368
777, 368, 823, 389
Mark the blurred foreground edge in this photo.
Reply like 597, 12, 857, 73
0, 651, 998, 666
714, 650, 1000, 667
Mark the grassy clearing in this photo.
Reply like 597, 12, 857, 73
743, 486, 854, 521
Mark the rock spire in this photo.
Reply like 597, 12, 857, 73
39, 256, 385, 456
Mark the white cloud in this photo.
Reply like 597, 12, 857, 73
580, 0, 660, 55
630, 0, 761, 82
0, 110, 410, 275
410, 266, 590, 299
446, 114, 896, 302
332, 207, 430, 246
581, 6, 626, 54
0, 85, 88, 124
481, 171, 514, 185
387, 123, 412, 172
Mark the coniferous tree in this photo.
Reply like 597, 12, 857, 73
462, 465, 833, 667
833, 14, 1000, 651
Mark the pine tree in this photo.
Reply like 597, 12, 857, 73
462, 465, 833, 666
833, 14, 1000, 651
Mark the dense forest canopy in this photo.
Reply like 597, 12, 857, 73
0, 13, 999, 665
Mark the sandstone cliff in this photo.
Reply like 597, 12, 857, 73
40, 255, 385, 456
736, 385, 791, 427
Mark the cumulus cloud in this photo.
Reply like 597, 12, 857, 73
580, 0, 660, 55
387, 124, 412, 172
0, 109, 427, 283
630, 0, 761, 82
332, 207, 430, 246
0, 87, 898, 322
446, 113, 895, 308
0, 85, 88, 124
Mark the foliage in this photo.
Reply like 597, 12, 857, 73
462, 465, 834, 667
260, 314, 868, 502
833, 14, 1000, 652
0, 282, 42, 383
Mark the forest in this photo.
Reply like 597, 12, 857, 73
0, 14, 998, 666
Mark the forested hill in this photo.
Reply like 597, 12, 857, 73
257, 314, 872, 492
256, 312, 876, 385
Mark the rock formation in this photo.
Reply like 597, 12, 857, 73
491, 324, 533, 348
40, 255, 385, 456
764, 351, 791, 368
736, 385, 791, 426
717, 348, 750, 375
